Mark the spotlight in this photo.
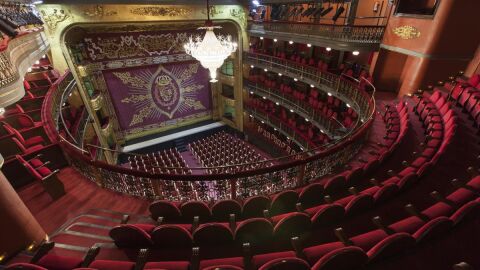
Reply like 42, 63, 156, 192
352, 51, 360, 56
249, 114, 253, 117
326, 47, 332, 51
320, 129, 324, 133
305, 118, 309, 122
274, 128, 277, 131
346, 104, 351, 108
261, 120, 265, 124
252, 0, 260, 7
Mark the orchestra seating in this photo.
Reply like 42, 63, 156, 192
128, 148, 191, 175
0, 3, 43, 37
189, 131, 273, 174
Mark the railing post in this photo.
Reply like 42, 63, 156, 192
230, 179, 237, 199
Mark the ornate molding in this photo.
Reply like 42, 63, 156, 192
130, 6, 193, 17
230, 8, 246, 27
393, 25, 421, 40
40, 9, 71, 34
83, 5, 117, 17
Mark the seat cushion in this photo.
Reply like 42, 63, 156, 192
37, 254, 83, 270
144, 261, 190, 270
6, 263, 48, 270
30, 158, 44, 168
199, 257, 244, 269
252, 251, 296, 269
89, 260, 135, 270
303, 241, 345, 264
37, 167, 52, 177
24, 136, 44, 147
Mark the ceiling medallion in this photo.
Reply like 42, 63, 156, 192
393, 25, 421, 40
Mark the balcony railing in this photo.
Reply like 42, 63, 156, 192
44, 64, 375, 202
244, 52, 374, 124
248, 21, 385, 44
245, 80, 345, 137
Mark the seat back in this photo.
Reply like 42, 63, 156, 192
193, 223, 233, 246
109, 224, 153, 248
211, 199, 242, 221
311, 204, 345, 228
258, 257, 310, 270
413, 216, 453, 243
242, 195, 271, 218
180, 201, 211, 222
269, 190, 299, 216
299, 183, 324, 209
151, 225, 193, 249
311, 246, 368, 270
273, 212, 311, 240
367, 233, 415, 263
235, 218, 273, 246
149, 200, 181, 221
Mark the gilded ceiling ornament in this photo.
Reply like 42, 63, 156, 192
230, 8, 246, 26
202, 5, 223, 17
393, 26, 421, 40
40, 9, 70, 34
84, 5, 117, 17
130, 7, 192, 17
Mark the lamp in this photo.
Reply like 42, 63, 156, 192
184, 0, 238, 82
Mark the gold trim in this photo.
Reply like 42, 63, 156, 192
90, 92, 103, 111
392, 26, 421, 40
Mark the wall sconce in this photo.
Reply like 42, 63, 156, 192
373, 1, 380, 12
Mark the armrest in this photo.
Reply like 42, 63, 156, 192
334, 228, 352, 246
26, 153, 43, 162
324, 195, 333, 204
81, 246, 100, 267
192, 216, 200, 231
229, 214, 236, 232
134, 248, 149, 270
291, 236, 305, 259
242, 243, 252, 270
156, 217, 164, 226
372, 216, 394, 235
404, 204, 429, 222
348, 187, 358, 195
121, 215, 130, 224
191, 247, 200, 270
430, 191, 456, 207
41, 169, 60, 181
263, 209, 271, 219
30, 242, 55, 263
296, 202, 304, 212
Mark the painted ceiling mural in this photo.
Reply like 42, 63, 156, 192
103, 62, 212, 137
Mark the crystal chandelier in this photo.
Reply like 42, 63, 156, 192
184, 0, 237, 83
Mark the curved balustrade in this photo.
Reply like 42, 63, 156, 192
44, 60, 375, 202
248, 21, 385, 48
245, 79, 345, 137
0, 30, 49, 108
245, 52, 374, 123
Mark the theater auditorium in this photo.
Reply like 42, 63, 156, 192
0, 0, 479, 269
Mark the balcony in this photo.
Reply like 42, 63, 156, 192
0, 31, 50, 108
248, 21, 384, 51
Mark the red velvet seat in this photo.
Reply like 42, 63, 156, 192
344, 194, 374, 216
252, 251, 297, 269
323, 175, 346, 194
449, 200, 480, 225
4, 124, 44, 147
149, 200, 181, 221
211, 199, 242, 221
309, 204, 345, 228
144, 261, 190, 270
87, 260, 135, 270
273, 212, 311, 241
366, 233, 415, 262
199, 257, 244, 270
6, 263, 48, 270
413, 216, 453, 243
298, 183, 324, 209
311, 246, 368, 270
181, 201, 211, 222
151, 225, 193, 248
235, 218, 273, 246
109, 224, 153, 248
35, 254, 83, 270
258, 257, 310, 270
269, 190, 299, 216
242, 195, 270, 218
193, 223, 234, 246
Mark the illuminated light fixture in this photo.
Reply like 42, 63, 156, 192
307, 44, 312, 47
32, 0, 43, 4
42, 54, 46, 58
261, 121, 265, 124
294, 78, 298, 81
26, 242, 36, 251
275, 102, 280, 105
260, 36, 264, 40
250, 91, 254, 94
320, 129, 324, 133
0, 108, 5, 116
252, 0, 260, 7
289, 41, 294, 44
327, 92, 332, 96
35, 60, 40, 65
184, 0, 238, 82
273, 38, 278, 42
352, 50, 360, 56
290, 109, 294, 112
274, 128, 277, 131
278, 73, 282, 76
300, 147, 304, 151
250, 65, 254, 68
0, 252, 6, 263
346, 103, 351, 108
305, 118, 309, 122
69, 92, 73, 97
249, 114, 253, 117
326, 47, 332, 51
361, 119, 365, 123
310, 84, 314, 88
27, 67, 32, 72
262, 96, 267, 99
264, 68, 268, 72
249, 42, 252, 46
287, 137, 290, 139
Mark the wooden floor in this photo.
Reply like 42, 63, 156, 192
18, 167, 151, 234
